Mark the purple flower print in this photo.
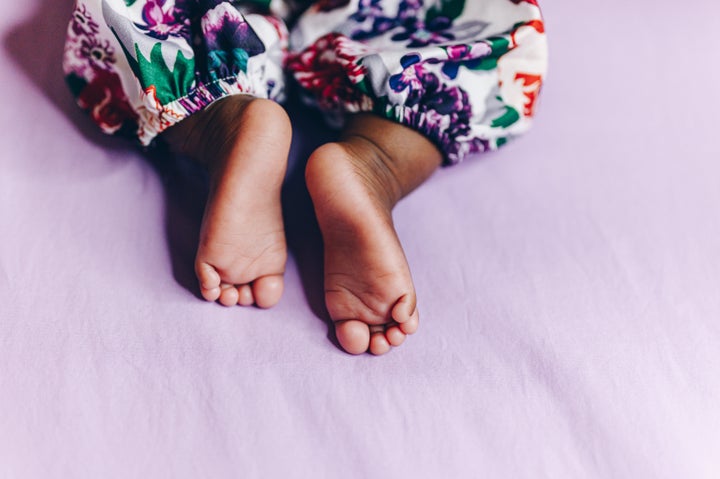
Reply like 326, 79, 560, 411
348, 0, 428, 41
396, 0, 424, 21
401, 100, 474, 164
389, 54, 440, 105
387, 51, 478, 163
444, 43, 493, 61
71, 4, 100, 37
389, 54, 423, 89
202, 8, 264, 55
134, 0, 190, 40
351, 0, 384, 22
399, 0, 424, 13
315, 0, 351, 11
434, 43, 493, 79
349, 0, 397, 40
423, 80, 469, 117
391, 16, 455, 48
199, 6, 265, 80
78, 36, 116, 72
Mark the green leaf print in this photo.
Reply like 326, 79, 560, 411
124, 0, 137, 6
119, 38, 195, 106
464, 22, 535, 72
244, 0, 272, 7
206, 48, 249, 81
491, 104, 521, 129
470, 36, 511, 71
426, 0, 466, 23
356, 75, 372, 96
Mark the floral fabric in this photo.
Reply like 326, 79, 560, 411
63, 0, 547, 164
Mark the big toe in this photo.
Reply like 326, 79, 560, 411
335, 320, 371, 355
252, 275, 284, 309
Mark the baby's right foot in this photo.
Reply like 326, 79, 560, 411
305, 114, 442, 355
305, 141, 420, 355
163, 95, 291, 308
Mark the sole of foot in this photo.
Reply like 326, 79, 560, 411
164, 95, 291, 308
305, 141, 420, 355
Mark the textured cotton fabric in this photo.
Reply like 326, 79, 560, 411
63, 0, 547, 163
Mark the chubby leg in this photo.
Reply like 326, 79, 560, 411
163, 95, 291, 308
305, 114, 442, 355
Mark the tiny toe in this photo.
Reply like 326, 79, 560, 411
399, 309, 419, 335
335, 320, 370, 355
197, 261, 222, 301
391, 294, 417, 324
201, 286, 221, 302
237, 284, 254, 306
218, 284, 239, 307
385, 325, 406, 347
196, 262, 221, 290
252, 275, 284, 308
369, 331, 391, 355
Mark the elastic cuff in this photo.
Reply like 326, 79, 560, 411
379, 102, 498, 166
135, 73, 273, 146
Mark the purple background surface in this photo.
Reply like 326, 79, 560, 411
2, 1, 720, 477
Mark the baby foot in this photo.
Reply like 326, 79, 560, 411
305, 140, 420, 355
163, 95, 291, 308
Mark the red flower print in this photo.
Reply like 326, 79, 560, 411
78, 68, 138, 134
514, 72, 542, 117
288, 33, 370, 111
315, 0, 351, 11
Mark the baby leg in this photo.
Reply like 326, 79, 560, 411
63, 0, 295, 307
163, 95, 291, 308
305, 114, 442, 355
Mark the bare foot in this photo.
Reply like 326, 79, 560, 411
305, 115, 441, 355
163, 95, 291, 308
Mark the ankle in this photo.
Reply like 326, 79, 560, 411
339, 134, 405, 209
161, 94, 260, 163
341, 113, 442, 201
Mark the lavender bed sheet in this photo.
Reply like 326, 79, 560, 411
2, 1, 720, 477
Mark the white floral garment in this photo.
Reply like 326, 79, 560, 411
63, 0, 548, 164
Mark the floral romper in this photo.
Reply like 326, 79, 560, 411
63, 0, 547, 164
